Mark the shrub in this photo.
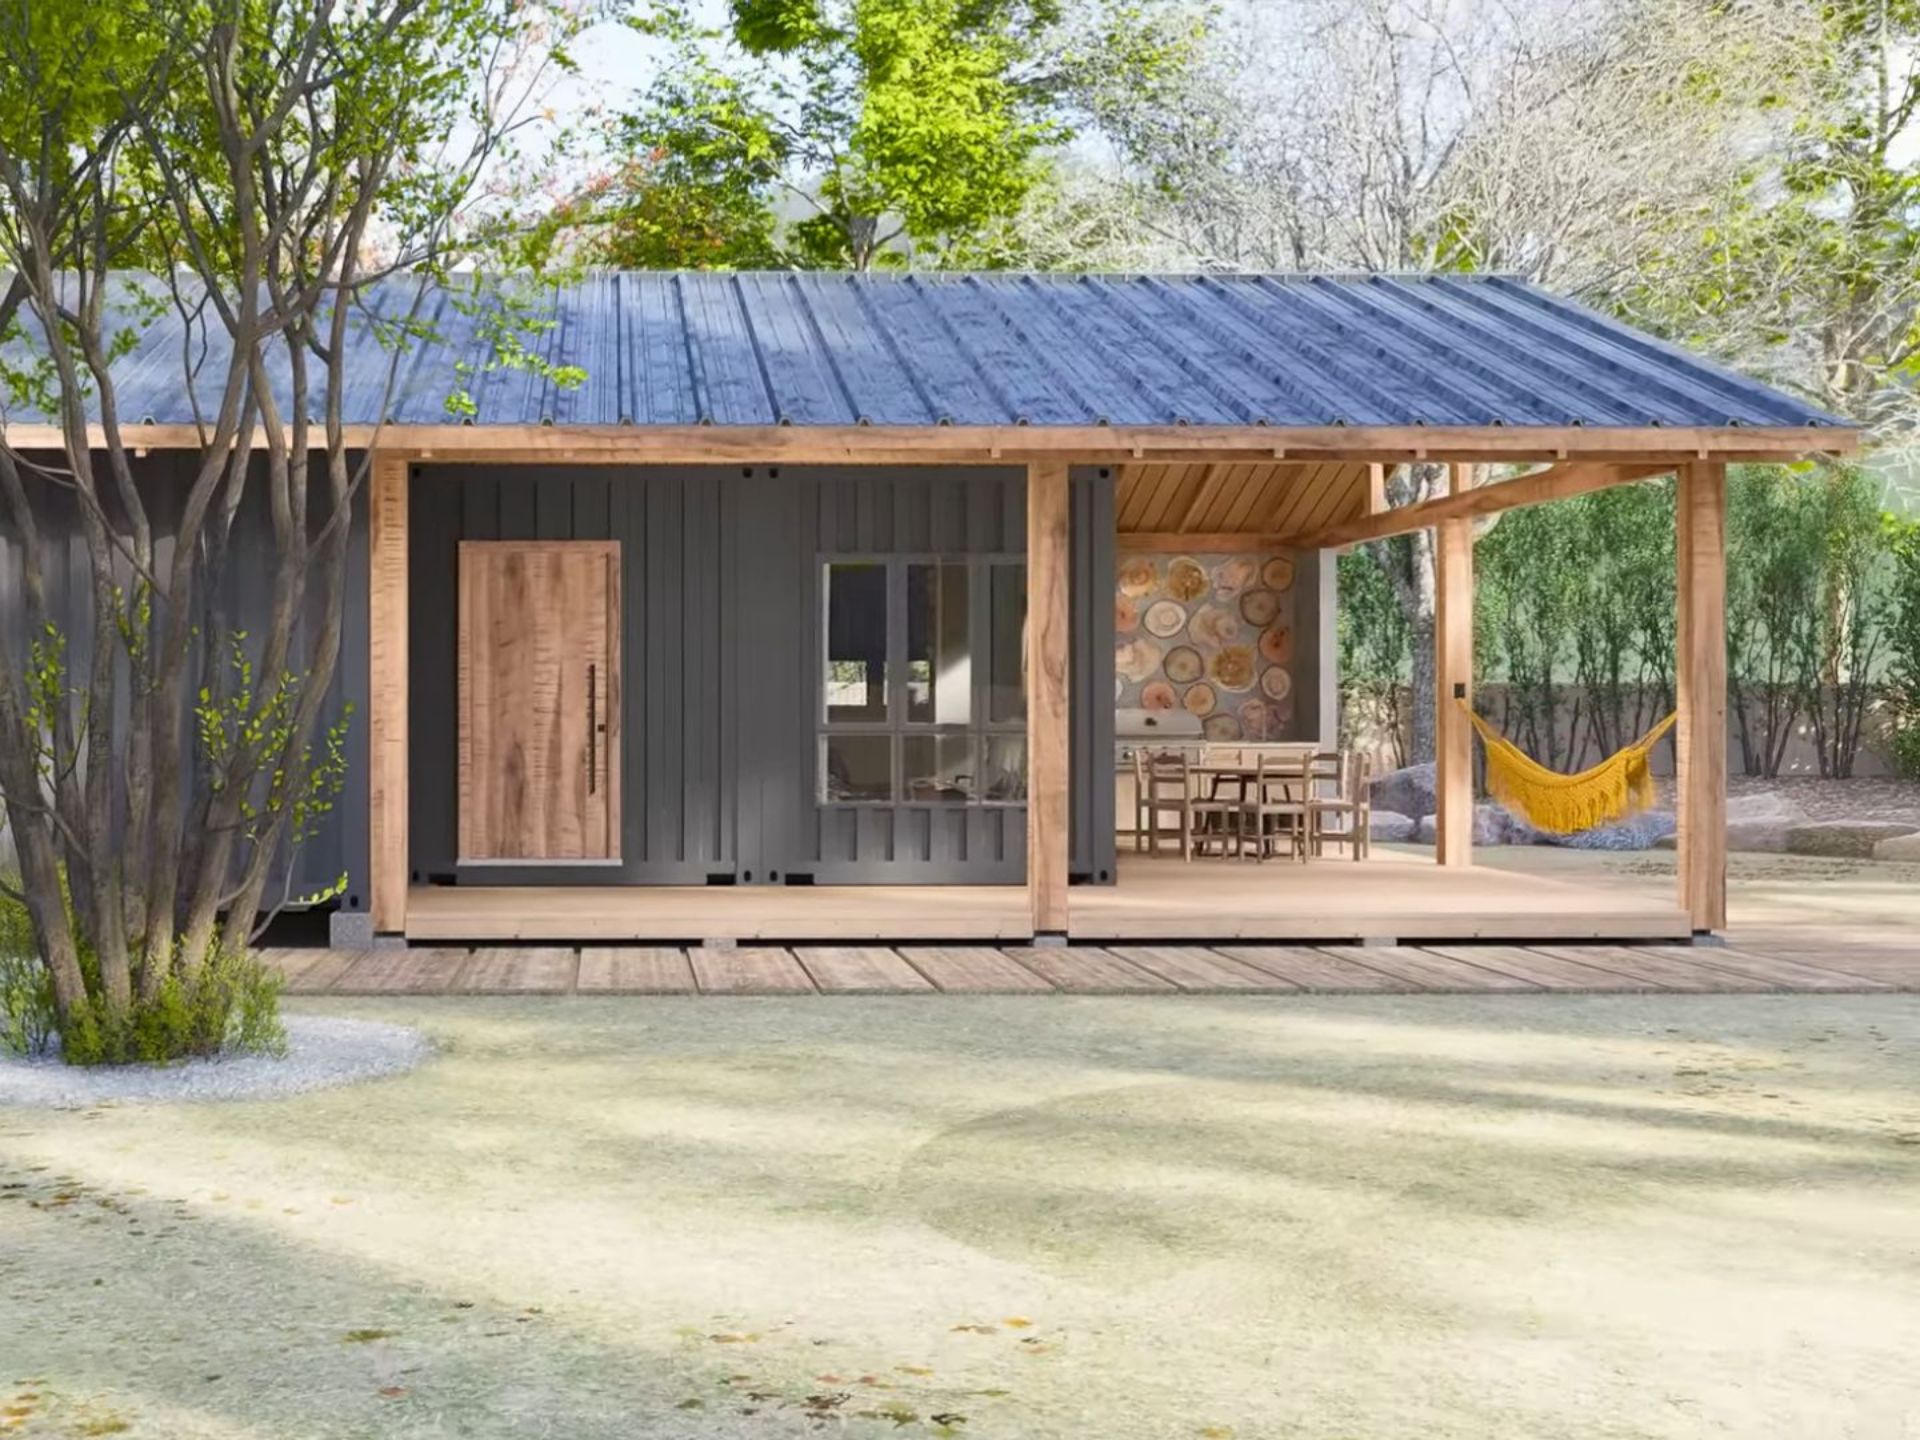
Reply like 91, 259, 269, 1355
1888, 516, 1920, 780
0, 882, 284, 1065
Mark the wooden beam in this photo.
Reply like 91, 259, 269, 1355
368, 453, 410, 935
1026, 460, 1071, 937
1676, 460, 1728, 932
1287, 461, 1678, 549
1434, 510, 1474, 868
0, 421, 1858, 462
1366, 462, 1387, 515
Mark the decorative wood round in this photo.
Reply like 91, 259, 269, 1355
1238, 588, 1281, 627
1238, 699, 1271, 739
1163, 644, 1204, 683
1118, 556, 1159, 596
1188, 603, 1241, 649
1165, 556, 1208, 602
1211, 557, 1256, 596
1143, 599, 1188, 638
1203, 713, 1242, 741
1261, 666, 1293, 701
1259, 624, 1293, 665
1182, 682, 1217, 716
1114, 595, 1141, 633
1209, 644, 1255, 692
1141, 680, 1177, 711
1261, 556, 1295, 592
1115, 637, 1164, 683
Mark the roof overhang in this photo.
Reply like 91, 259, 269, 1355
0, 420, 1857, 465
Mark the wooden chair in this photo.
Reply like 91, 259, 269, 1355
1135, 749, 1235, 859
1238, 752, 1310, 862
1308, 751, 1373, 860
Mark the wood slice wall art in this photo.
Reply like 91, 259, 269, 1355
1113, 551, 1298, 738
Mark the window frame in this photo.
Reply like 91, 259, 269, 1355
817, 552, 1027, 808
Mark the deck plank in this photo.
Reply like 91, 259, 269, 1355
1683, 946, 1895, 993
454, 947, 579, 995
688, 947, 815, 995
1007, 947, 1174, 994
333, 948, 468, 994
1523, 945, 1721, 992
578, 948, 695, 994
1107, 946, 1292, 992
897, 947, 1056, 993
1421, 944, 1655, 992
1211, 946, 1402, 992
277, 948, 371, 994
255, 947, 334, 987
1316, 945, 1543, 992
794, 947, 934, 994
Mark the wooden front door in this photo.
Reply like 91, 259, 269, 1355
458, 541, 621, 862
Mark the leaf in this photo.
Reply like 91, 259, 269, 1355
341, 1329, 395, 1344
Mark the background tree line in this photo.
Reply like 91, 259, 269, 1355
1338, 465, 1920, 781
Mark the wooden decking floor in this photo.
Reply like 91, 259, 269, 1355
262, 935, 1918, 997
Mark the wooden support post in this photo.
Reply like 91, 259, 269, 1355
1026, 460, 1071, 937
1434, 513, 1474, 867
1676, 460, 1728, 932
369, 453, 410, 936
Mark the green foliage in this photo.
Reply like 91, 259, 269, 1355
0, 890, 57, 1058
596, 0, 1195, 269
58, 933, 284, 1067
1883, 515, 1920, 778
0, 882, 281, 1065
1336, 545, 1410, 766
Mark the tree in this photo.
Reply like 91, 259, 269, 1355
583, 0, 1198, 270
1075, 0, 1815, 762
1636, 0, 1920, 443
0, 0, 580, 1060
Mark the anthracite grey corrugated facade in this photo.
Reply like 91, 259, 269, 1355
8, 272, 1842, 432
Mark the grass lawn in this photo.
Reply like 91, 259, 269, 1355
5, 994, 1919, 1438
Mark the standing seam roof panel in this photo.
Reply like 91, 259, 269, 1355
0, 270, 1850, 431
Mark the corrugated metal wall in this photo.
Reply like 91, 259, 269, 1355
408, 464, 1117, 887
0, 451, 371, 909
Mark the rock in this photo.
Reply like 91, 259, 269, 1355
1544, 810, 1678, 851
1787, 820, 1920, 859
1410, 806, 1525, 846
1725, 819, 1794, 853
1370, 763, 1435, 823
1874, 831, 1920, 862
1367, 809, 1415, 843
1725, 791, 1808, 826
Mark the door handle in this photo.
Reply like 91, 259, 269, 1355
588, 662, 597, 795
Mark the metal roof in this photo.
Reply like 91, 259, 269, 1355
4, 271, 1849, 431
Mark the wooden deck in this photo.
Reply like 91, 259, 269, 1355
403, 849, 1692, 943
263, 935, 1917, 997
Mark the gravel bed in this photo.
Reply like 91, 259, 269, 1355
0, 1014, 430, 1109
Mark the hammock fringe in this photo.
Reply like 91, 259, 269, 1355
1461, 702, 1677, 836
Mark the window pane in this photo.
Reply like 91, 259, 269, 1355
906, 562, 972, 725
981, 735, 1028, 802
823, 735, 892, 802
902, 734, 974, 803
988, 563, 1026, 724
825, 562, 888, 723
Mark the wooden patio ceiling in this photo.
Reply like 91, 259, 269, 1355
1115, 460, 1370, 541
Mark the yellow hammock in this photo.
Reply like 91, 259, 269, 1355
1460, 701, 1678, 835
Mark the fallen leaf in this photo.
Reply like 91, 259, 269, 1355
895, 1365, 933, 1377
377, 1387, 408, 1400
1001, 1317, 1033, 1329
341, 1329, 395, 1344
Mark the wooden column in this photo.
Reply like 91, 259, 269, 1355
1433, 513, 1474, 867
1675, 460, 1728, 932
368, 453, 410, 935
1026, 460, 1071, 936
